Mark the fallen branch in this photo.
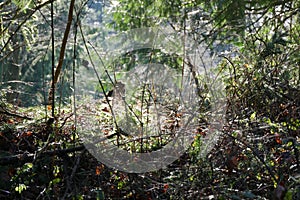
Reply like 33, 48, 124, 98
0, 104, 33, 120
0, 145, 85, 166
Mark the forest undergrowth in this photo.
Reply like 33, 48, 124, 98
1, 82, 300, 199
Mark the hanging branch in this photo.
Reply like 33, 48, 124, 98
48, 0, 76, 106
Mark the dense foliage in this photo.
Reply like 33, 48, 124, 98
1, 0, 300, 199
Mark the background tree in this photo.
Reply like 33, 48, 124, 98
0, 0, 86, 106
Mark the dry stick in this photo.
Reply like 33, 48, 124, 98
185, 58, 204, 100
48, 0, 76, 105
169, 17, 203, 100
49, 8, 57, 180
0, 106, 33, 120
88, 41, 114, 86
50, 0, 55, 117
62, 150, 85, 200
0, 145, 85, 166
82, 29, 141, 137
72, 12, 78, 153
77, 21, 121, 135
88, 41, 143, 126
0, 130, 124, 166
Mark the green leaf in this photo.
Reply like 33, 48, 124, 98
15, 184, 27, 194
284, 189, 293, 200
250, 112, 256, 121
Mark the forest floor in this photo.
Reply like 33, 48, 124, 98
0, 102, 300, 199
